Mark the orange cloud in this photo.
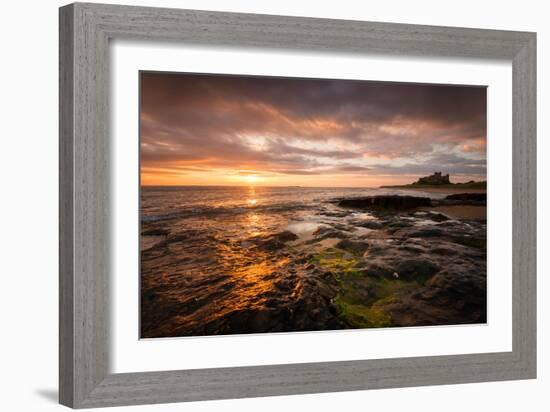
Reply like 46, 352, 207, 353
140, 72, 486, 186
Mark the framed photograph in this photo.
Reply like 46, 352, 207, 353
59, 2, 536, 408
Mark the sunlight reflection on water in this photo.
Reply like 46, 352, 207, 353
285, 220, 324, 239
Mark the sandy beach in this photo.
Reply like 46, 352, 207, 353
423, 205, 486, 220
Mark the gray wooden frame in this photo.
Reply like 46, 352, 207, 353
59, 2, 536, 408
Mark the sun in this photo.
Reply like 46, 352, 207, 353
245, 174, 258, 184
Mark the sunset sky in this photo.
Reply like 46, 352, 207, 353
140, 72, 487, 187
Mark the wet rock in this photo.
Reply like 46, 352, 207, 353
332, 223, 355, 232
338, 195, 431, 210
430, 192, 486, 207
395, 259, 440, 282
294, 254, 310, 264
310, 227, 347, 242
445, 193, 486, 202
275, 230, 300, 242
427, 270, 485, 299
430, 243, 462, 256
379, 264, 486, 327
274, 278, 294, 292
240, 240, 257, 249
320, 210, 349, 218
394, 227, 445, 238
321, 270, 335, 280
258, 231, 298, 251
313, 279, 339, 300
226, 309, 276, 333
450, 235, 486, 249
399, 243, 428, 254
141, 228, 170, 236
356, 262, 395, 279
336, 239, 370, 255
385, 220, 414, 233
143, 229, 208, 251
362, 239, 392, 255
358, 220, 384, 230
426, 212, 450, 222
344, 278, 374, 302
166, 231, 197, 243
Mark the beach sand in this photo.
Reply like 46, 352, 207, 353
423, 205, 487, 220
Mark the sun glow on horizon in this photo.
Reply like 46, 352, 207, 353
140, 169, 485, 188
244, 174, 259, 184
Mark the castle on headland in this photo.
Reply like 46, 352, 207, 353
414, 172, 450, 185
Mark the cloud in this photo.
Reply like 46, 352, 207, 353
366, 153, 487, 177
334, 165, 372, 172
140, 72, 487, 182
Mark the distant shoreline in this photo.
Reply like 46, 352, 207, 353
380, 180, 486, 194
382, 186, 487, 194
140, 184, 381, 189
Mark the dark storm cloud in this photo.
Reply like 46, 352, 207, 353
140, 72, 486, 178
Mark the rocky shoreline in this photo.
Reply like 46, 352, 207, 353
140, 193, 486, 337
338, 192, 486, 209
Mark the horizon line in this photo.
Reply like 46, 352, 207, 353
140, 184, 382, 189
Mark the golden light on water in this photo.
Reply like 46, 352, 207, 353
246, 185, 262, 235
247, 213, 263, 237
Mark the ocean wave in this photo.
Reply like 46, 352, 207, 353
141, 202, 315, 223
